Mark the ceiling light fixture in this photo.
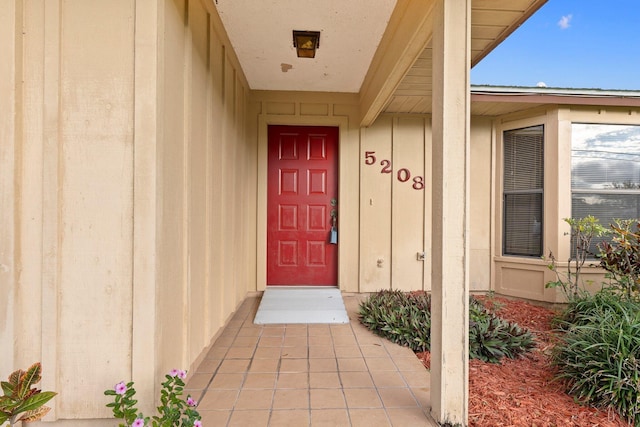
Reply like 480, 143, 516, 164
292, 30, 320, 58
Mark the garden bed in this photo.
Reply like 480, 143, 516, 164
415, 296, 630, 426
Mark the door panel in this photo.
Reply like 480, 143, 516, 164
267, 125, 338, 286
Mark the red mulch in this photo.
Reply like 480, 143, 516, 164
415, 296, 631, 427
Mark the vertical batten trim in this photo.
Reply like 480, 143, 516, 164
40, 0, 61, 419
132, 0, 159, 412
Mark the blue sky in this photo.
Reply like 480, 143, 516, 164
471, 0, 640, 90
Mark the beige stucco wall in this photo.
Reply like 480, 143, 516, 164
249, 101, 493, 294
493, 106, 640, 302
155, 0, 256, 381
2, 0, 255, 423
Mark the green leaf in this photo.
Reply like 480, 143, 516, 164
1, 380, 15, 396
15, 391, 57, 413
17, 363, 42, 399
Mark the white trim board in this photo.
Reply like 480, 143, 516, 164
254, 286, 350, 324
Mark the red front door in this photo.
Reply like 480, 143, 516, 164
267, 125, 338, 286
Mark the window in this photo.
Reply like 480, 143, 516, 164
503, 125, 544, 257
571, 123, 640, 253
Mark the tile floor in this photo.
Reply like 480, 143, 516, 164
185, 293, 436, 427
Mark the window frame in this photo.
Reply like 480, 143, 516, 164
570, 122, 640, 256
501, 124, 545, 258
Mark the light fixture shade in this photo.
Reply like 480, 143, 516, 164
293, 30, 320, 58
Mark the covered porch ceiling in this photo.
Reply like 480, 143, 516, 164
213, 0, 548, 124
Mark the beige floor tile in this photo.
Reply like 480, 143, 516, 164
283, 336, 308, 347
307, 325, 331, 335
184, 373, 212, 391
393, 355, 426, 371
309, 358, 337, 372
308, 346, 336, 358
380, 340, 414, 356
190, 294, 436, 427
365, 357, 397, 371
284, 324, 308, 336
221, 328, 239, 338
233, 336, 260, 347
262, 326, 286, 336
234, 389, 274, 410
209, 373, 245, 389
349, 408, 392, 427
269, 409, 310, 426
249, 358, 280, 373
332, 335, 358, 346
254, 346, 282, 359
339, 371, 374, 388
309, 372, 341, 388
197, 389, 238, 410
218, 359, 251, 373
360, 344, 389, 358
310, 388, 346, 409
281, 346, 308, 359
378, 388, 419, 408
226, 346, 256, 359
334, 345, 362, 358
276, 372, 309, 389
259, 336, 284, 347
272, 388, 310, 409
370, 370, 407, 388
243, 372, 277, 389
386, 407, 434, 426
307, 335, 332, 346
343, 388, 383, 408
207, 346, 229, 359
198, 410, 231, 425
227, 319, 244, 329
410, 387, 431, 408
195, 358, 221, 373
329, 324, 354, 335
279, 358, 308, 373
237, 327, 262, 337
355, 334, 386, 346
337, 357, 367, 372
310, 409, 350, 426
401, 370, 430, 388
228, 409, 271, 427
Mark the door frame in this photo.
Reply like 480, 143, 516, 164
257, 115, 349, 291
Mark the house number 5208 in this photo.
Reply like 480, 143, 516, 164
364, 151, 424, 190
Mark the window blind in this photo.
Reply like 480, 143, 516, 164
503, 125, 544, 257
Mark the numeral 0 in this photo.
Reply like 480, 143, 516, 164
397, 168, 410, 182
363, 150, 424, 190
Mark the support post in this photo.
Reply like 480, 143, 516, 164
430, 0, 471, 425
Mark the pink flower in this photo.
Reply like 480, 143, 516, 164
194, 421, 202, 427
186, 396, 197, 406
114, 382, 127, 395
169, 369, 187, 379
132, 418, 145, 427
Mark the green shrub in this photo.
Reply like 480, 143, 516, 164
468, 298, 535, 363
358, 290, 431, 352
358, 290, 535, 363
552, 290, 640, 425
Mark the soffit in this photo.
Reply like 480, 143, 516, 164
213, 0, 397, 93
212, 0, 548, 114
383, 0, 548, 115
